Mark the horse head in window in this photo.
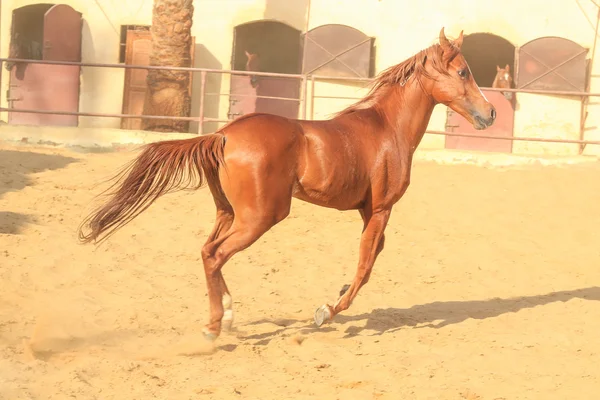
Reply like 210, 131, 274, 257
492, 64, 513, 101
244, 50, 260, 88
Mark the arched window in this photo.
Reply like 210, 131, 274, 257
302, 24, 375, 78
517, 37, 588, 92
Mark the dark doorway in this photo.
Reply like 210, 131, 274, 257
232, 20, 302, 74
228, 20, 302, 120
8, 3, 52, 63
461, 33, 515, 87
445, 33, 516, 153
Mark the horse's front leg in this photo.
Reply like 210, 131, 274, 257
314, 207, 391, 326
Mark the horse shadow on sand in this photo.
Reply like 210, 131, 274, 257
243, 286, 600, 343
0, 149, 78, 234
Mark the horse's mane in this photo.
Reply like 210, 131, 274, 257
335, 41, 460, 117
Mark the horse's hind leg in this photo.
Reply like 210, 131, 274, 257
314, 207, 390, 326
204, 207, 235, 330
201, 213, 287, 341
200, 166, 293, 341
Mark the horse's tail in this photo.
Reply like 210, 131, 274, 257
77, 133, 227, 244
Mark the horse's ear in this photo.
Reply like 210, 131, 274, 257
505, 64, 510, 71
439, 27, 451, 49
454, 30, 464, 49
244, 50, 251, 58
497, 65, 501, 72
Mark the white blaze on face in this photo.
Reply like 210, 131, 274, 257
468, 65, 489, 101
478, 85, 490, 102
504, 73, 510, 82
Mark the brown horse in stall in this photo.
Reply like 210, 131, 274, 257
78, 28, 496, 342
244, 50, 261, 88
492, 64, 514, 101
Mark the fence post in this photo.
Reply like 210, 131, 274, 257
0, 60, 3, 122
198, 70, 207, 135
0, 60, 3, 115
301, 75, 307, 119
310, 75, 315, 120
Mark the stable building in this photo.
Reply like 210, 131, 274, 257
0, 0, 599, 155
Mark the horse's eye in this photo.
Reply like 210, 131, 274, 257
458, 69, 467, 79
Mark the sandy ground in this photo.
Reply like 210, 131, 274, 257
1, 141, 600, 400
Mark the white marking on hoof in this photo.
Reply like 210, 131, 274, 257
314, 305, 332, 327
334, 296, 343, 309
334, 295, 352, 310
202, 328, 218, 342
222, 293, 232, 309
222, 309, 234, 331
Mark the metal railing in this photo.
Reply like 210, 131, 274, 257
0, 57, 306, 131
1, 57, 600, 150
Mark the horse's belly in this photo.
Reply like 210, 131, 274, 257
294, 129, 369, 210
293, 172, 367, 211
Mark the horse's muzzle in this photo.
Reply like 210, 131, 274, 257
472, 106, 496, 130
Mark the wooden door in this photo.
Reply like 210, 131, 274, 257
121, 29, 151, 130
445, 90, 515, 153
228, 75, 300, 120
255, 77, 300, 119
43, 4, 82, 62
121, 29, 196, 130
228, 74, 257, 120
228, 21, 302, 120
8, 63, 81, 126
8, 4, 82, 127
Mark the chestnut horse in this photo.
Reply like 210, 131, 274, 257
492, 64, 514, 101
78, 28, 496, 343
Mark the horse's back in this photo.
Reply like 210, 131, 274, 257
217, 112, 305, 183
218, 113, 304, 155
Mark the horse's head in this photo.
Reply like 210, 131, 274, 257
494, 65, 513, 89
493, 64, 514, 100
427, 28, 496, 130
244, 50, 260, 88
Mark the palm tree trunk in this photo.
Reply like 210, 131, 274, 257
142, 0, 193, 132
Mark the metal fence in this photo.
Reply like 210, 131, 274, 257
1, 57, 600, 150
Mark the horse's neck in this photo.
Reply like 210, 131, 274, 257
379, 82, 436, 153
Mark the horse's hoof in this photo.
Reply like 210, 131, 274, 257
202, 328, 218, 342
314, 305, 332, 327
222, 320, 233, 332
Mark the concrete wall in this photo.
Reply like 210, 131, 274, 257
1, 0, 599, 155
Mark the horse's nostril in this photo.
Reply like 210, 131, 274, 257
490, 108, 497, 121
